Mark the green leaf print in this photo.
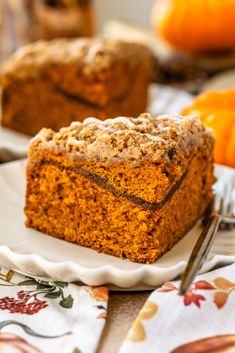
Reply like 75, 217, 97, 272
59, 295, 74, 309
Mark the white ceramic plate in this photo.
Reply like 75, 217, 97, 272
0, 160, 235, 290
0, 126, 29, 162
0, 84, 193, 162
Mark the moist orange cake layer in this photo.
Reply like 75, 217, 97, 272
25, 113, 215, 263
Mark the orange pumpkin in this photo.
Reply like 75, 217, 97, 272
182, 90, 235, 168
152, 0, 235, 53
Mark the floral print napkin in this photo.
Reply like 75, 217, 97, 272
0, 266, 108, 353
118, 263, 235, 353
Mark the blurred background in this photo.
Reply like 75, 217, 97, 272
95, 0, 155, 31
0, 0, 155, 62
2, 0, 235, 94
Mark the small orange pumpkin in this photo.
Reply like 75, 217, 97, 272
182, 90, 235, 168
152, 0, 235, 53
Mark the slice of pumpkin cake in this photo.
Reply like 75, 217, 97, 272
25, 113, 215, 263
1, 38, 152, 136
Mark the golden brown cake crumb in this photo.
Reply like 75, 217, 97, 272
1, 38, 152, 136
25, 113, 215, 263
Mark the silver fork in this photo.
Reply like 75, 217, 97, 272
179, 176, 235, 295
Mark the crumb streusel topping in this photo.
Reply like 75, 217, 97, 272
30, 113, 214, 165
3, 38, 150, 80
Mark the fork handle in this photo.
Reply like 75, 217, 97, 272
179, 213, 221, 295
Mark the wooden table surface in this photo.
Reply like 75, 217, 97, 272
97, 291, 150, 353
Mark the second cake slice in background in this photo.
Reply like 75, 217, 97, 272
1, 38, 152, 136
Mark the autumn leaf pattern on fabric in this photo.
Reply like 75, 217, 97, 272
0, 266, 108, 353
0, 333, 42, 353
213, 277, 235, 290
158, 282, 177, 293
127, 301, 158, 342
213, 292, 229, 309
0, 269, 74, 314
213, 277, 235, 309
183, 290, 206, 308
86, 287, 109, 319
159, 280, 214, 308
171, 334, 235, 353
87, 287, 109, 302
194, 280, 215, 290
158, 277, 235, 309
119, 264, 235, 353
